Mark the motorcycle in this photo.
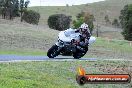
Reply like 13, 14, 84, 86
47, 28, 96, 59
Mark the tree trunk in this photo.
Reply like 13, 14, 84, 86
21, 11, 23, 22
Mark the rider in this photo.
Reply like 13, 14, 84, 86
75, 23, 91, 47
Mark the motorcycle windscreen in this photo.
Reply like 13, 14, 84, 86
58, 31, 71, 42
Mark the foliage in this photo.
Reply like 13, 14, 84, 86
73, 17, 84, 29
48, 14, 71, 31
73, 11, 94, 33
104, 15, 111, 25
14, 0, 20, 17
84, 12, 95, 32
119, 4, 132, 41
22, 10, 40, 25
112, 19, 120, 27
20, 0, 30, 21
0, 0, 19, 19
0, 0, 30, 20
76, 11, 85, 19
66, 4, 69, 7
0, 0, 40, 25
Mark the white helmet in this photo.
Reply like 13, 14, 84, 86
80, 23, 88, 29
79, 23, 89, 33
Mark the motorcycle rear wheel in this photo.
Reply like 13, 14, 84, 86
73, 47, 88, 59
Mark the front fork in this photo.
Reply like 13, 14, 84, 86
55, 42, 63, 53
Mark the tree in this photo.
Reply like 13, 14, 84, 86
20, 0, 30, 22
66, 4, 69, 7
4, 0, 15, 20
0, 0, 41, 25
112, 19, 120, 27
119, 4, 132, 41
0, 0, 20, 19
0, 1, 5, 18
104, 15, 111, 25
0, 0, 4, 15
20, 0, 24, 20
13, 0, 20, 17
76, 11, 85, 20
22, 10, 40, 25
0, 0, 11, 19
83, 12, 95, 32
48, 14, 71, 31
73, 17, 84, 28
73, 11, 94, 33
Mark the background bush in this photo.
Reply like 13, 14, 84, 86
48, 14, 71, 31
22, 10, 40, 25
112, 19, 120, 27
119, 4, 132, 41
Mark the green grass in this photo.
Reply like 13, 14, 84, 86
0, 60, 131, 88
0, 50, 46, 56
84, 37, 132, 59
93, 37, 132, 53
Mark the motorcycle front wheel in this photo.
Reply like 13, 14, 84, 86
47, 45, 59, 58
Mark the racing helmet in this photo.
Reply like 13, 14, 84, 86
79, 23, 89, 33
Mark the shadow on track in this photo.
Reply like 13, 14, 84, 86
53, 56, 97, 61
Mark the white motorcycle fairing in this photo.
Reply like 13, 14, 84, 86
56, 28, 96, 46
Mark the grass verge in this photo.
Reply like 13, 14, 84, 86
0, 50, 46, 56
0, 60, 131, 88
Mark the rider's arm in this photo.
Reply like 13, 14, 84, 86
75, 28, 80, 33
86, 31, 91, 40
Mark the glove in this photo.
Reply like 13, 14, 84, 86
71, 39, 80, 45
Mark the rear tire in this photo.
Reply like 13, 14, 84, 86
73, 54, 81, 59
47, 45, 59, 58
73, 47, 88, 59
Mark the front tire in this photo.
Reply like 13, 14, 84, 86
47, 45, 59, 58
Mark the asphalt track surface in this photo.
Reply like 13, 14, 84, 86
0, 55, 131, 62
0, 55, 97, 62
